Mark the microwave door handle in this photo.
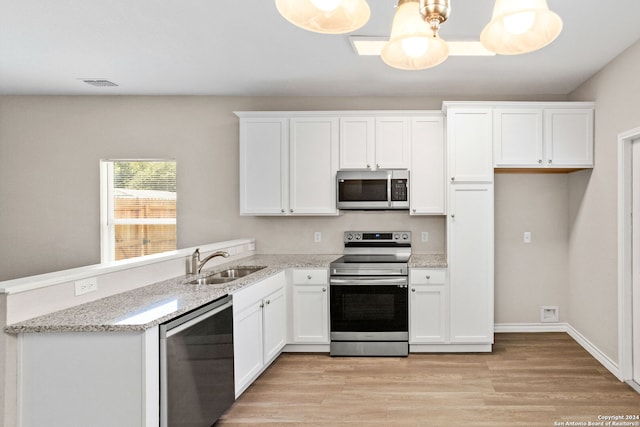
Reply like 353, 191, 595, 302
387, 172, 392, 207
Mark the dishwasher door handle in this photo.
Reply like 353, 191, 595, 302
161, 299, 232, 338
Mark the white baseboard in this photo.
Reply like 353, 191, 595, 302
565, 324, 622, 380
495, 322, 622, 381
494, 322, 569, 333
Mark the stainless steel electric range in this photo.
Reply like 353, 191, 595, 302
329, 231, 411, 357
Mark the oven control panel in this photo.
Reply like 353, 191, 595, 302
344, 231, 411, 243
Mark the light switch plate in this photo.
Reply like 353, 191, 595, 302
421, 232, 429, 242
523, 231, 532, 244
314, 231, 322, 243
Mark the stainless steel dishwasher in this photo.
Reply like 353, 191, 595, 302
160, 295, 234, 427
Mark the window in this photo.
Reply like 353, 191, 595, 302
101, 160, 177, 262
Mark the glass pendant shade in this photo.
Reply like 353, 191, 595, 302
480, 0, 563, 55
381, 0, 449, 70
275, 0, 371, 34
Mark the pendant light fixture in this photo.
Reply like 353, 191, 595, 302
381, 0, 450, 70
275, 0, 371, 34
480, 0, 563, 55
275, 0, 563, 70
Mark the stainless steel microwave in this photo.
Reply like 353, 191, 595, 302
336, 169, 409, 210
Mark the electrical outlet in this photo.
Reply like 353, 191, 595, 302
421, 232, 429, 242
523, 231, 532, 244
75, 278, 98, 296
314, 231, 322, 243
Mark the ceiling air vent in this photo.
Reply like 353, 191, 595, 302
81, 79, 118, 87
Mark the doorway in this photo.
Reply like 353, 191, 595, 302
617, 126, 640, 390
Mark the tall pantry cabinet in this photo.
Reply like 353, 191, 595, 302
443, 103, 495, 350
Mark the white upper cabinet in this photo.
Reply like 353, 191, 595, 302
446, 107, 494, 183
339, 116, 410, 170
410, 115, 445, 215
493, 103, 594, 169
375, 117, 411, 169
237, 113, 338, 216
493, 109, 543, 167
239, 117, 288, 215
289, 117, 339, 215
544, 108, 594, 168
339, 117, 374, 169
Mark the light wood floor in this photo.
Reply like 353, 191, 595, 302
218, 333, 640, 426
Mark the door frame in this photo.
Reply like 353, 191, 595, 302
617, 126, 640, 383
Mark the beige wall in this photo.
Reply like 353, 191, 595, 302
0, 89, 601, 427
494, 173, 569, 324
0, 95, 571, 325
567, 40, 640, 361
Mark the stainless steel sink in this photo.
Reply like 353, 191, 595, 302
188, 266, 266, 285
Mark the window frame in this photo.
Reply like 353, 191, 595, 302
100, 159, 177, 263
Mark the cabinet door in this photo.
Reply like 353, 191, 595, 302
544, 109, 594, 167
292, 285, 329, 343
410, 116, 445, 215
410, 285, 446, 343
448, 185, 494, 344
289, 117, 339, 215
339, 117, 375, 169
233, 301, 264, 395
375, 117, 411, 169
239, 118, 288, 215
447, 109, 493, 183
262, 287, 286, 363
494, 109, 543, 167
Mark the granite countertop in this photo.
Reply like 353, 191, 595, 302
5, 252, 447, 334
408, 253, 448, 268
5, 254, 339, 334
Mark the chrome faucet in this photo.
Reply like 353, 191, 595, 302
191, 248, 230, 274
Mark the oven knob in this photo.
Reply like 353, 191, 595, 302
346, 233, 354, 241
394, 233, 399, 240
355, 233, 361, 240
402, 233, 409, 240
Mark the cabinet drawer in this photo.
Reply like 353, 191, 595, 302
292, 269, 327, 285
410, 269, 446, 285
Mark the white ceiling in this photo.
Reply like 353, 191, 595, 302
2, 0, 640, 97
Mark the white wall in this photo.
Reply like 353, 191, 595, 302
567, 40, 640, 362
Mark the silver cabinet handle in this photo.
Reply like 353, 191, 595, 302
538, 159, 543, 164
548, 159, 553, 164
266, 300, 271, 305
426, 275, 431, 280
451, 214, 455, 218
366, 164, 371, 169
451, 177, 455, 181
290, 209, 294, 213
322, 288, 326, 292
412, 208, 416, 213
307, 275, 312, 280
259, 302, 264, 308
376, 163, 380, 169
281, 209, 285, 213
411, 288, 416, 292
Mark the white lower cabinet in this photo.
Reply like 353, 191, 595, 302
233, 272, 287, 397
409, 269, 447, 344
291, 269, 329, 344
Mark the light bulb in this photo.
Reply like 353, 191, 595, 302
310, 0, 342, 12
401, 37, 429, 58
503, 11, 536, 35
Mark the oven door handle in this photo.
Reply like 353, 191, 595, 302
330, 278, 408, 286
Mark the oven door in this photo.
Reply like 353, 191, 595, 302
329, 276, 408, 340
